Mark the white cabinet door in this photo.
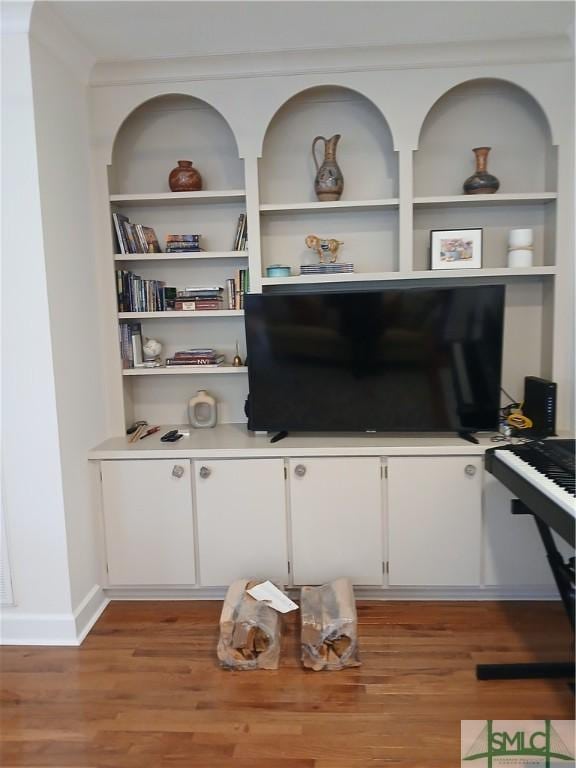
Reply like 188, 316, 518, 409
101, 460, 195, 586
483, 474, 572, 587
194, 459, 288, 586
387, 456, 482, 586
288, 457, 383, 586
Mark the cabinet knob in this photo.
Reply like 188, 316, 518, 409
465, 464, 477, 476
172, 465, 185, 479
294, 464, 306, 477
199, 466, 211, 479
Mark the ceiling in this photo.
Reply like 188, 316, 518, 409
48, 1, 574, 63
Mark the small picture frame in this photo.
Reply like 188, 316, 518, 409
430, 228, 483, 270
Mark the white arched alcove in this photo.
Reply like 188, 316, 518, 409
412, 78, 557, 272
260, 85, 397, 203
258, 85, 399, 276
415, 78, 555, 197
109, 93, 244, 194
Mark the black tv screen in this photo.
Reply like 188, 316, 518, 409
245, 284, 505, 433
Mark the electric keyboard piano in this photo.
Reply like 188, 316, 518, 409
485, 439, 575, 547
478, 439, 575, 682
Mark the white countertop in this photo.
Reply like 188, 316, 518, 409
89, 423, 504, 460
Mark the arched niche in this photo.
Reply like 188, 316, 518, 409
109, 94, 244, 194
414, 79, 556, 196
259, 85, 398, 203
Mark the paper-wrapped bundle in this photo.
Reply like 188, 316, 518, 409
217, 579, 281, 670
301, 577, 360, 671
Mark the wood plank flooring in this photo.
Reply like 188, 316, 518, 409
1, 601, 573, 767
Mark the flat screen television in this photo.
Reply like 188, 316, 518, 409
244, 284, 505, 434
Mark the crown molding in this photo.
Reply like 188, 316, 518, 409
29, 1, 95, 84
91, 35, 573, 87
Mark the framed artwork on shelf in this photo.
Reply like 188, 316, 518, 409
430, 228, 483, 270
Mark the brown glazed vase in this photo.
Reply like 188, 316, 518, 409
463, 147, 500, 194
313, 134, 344, 201
169, 160, 203, 192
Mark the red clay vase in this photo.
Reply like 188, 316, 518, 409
169, 160, 203, 192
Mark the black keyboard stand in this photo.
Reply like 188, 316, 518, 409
476, 500, 575, 685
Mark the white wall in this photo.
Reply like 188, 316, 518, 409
1, 2, 107, 644
29, 33, 107, 612
1, 3, 74, 639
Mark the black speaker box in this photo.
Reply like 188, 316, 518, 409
523, 376, 557, 437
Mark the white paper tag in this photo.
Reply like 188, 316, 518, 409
246, 580, 299, 613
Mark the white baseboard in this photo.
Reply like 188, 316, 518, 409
0, 584, 109, 646
103, 585, 561, 601
74, 584, 109, 643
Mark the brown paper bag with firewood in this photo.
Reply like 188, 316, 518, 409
217, 579, 281, 670
300, 577, 361, 671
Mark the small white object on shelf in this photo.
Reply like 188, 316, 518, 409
508, 228, 534, 267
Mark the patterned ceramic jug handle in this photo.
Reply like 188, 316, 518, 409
312, 136, 327, 173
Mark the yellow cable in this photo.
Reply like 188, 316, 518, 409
506, 402, 533, 430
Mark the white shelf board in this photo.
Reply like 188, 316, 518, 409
114, 251, 248, 262
118, 310, 244, 319
123, 365, 248, 376
259, 198, 399, 214
261, 266, 557, 286
89, 423, 497, 460
110, 190, 246, 206
413, 192, 557, 207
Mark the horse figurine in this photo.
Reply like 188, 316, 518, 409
305, 234, 344, 264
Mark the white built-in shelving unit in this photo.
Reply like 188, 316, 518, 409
96, 74, 568, 431
107, 95, 251, 426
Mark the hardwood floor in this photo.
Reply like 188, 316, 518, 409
1, 600, 573, 767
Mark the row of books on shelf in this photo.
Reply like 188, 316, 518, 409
116, 269, 248, 313
300, 262, 355, 274
112, 213, 247, 254
165, 349, 225, 367
232, 214, 248, 251
119, 326, 228, 370
226, 269, 249, 310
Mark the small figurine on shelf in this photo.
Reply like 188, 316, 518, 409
143, 337, 162, 361
232, 341, 243, 367
305, 234, 344, 264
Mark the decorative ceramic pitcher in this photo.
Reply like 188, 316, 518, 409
312, 134, 344, 201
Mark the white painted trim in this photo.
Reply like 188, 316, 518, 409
91, 36, 573, 88
73, 584, 109, 644
104, 586, 561, 602
0, 585, 108, 646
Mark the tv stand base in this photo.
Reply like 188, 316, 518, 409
458, 431, 479, 445
270, 430, 289, 444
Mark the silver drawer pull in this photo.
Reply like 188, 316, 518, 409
172, 465, 185, 479
294, 464, 306, 477
199, 466, 211, 479
465, 464, 477, 476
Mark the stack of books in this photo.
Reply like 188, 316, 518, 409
116, 269, 166, 312
165, 234, 203, 252
119, 321, 143, 367
165, 349, 225, 368
300, 263, 354, 275
113, 213, 161, 254
232, 214, 247, 251
174, 286, 224, 311
226, 269, 249, 309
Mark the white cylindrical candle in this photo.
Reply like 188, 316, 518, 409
508, 248, 533, 268
508, 228, 533, 249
